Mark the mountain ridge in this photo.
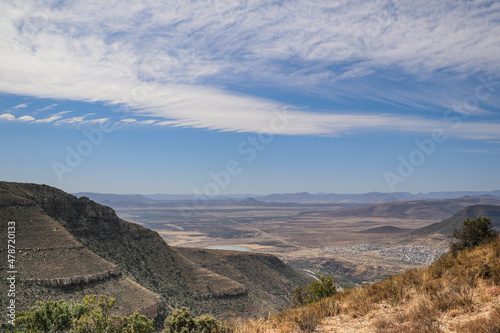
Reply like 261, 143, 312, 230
74, 190, 500, 206
412, 204, 500, 237
0, 181, 312, 323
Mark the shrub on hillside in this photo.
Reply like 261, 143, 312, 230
449, 217, 499, 255
293, 275, 336, 306
12, 299, 86, 332
163, 307, 224, 333
11, 295, 154, 333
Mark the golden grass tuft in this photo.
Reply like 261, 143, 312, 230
453, 306, 500, 332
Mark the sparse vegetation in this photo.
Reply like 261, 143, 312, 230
226, 226, 500, 332
449, 216, 499, 255
454, 306, 500, 332
10, 295, 154, 333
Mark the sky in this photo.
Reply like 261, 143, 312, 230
1, 0, 500, 195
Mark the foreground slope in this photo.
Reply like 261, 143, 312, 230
0, 181, 310, 320
237, 236, 500, 332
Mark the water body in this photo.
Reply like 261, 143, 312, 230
206, 246, 251, 252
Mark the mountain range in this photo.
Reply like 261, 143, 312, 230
412, 204, 500, 237
74, 190, 500, 206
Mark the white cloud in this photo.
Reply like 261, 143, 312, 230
54, 116, 85, 125
34, 115, 62, 123
18, 115, 35, 122
53, 116, 110, 126
36, 103, 58, 112
84, 118, 109, 124
12, 103, 28, 109
0, 113, 15, 121
138, 120, 156, 125
0, 0, 499, 138
121, 118, 136, 123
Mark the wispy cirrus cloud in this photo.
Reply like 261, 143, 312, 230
34, 115, 62, 123
12, 103, 28, 109
36, 103, 58, 112
53, 115, 109, 126
0, 0, 499, 137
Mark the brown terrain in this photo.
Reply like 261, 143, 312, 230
0, 181, 312, 326
110, 196, 500, 286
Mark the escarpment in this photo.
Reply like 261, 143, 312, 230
0, 186, 163, 319
28, 267, 122, 287
0, 181, 311, 320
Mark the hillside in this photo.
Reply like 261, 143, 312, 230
412, 205, 500, 237
0, 182, 311, 323
232, 236, 500, 332
256, 191, 500, 204
0, 185, 163, 319
317, 197, 500, 221
175, 247, 309, 313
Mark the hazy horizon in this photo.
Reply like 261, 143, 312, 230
71, 189, 500, 198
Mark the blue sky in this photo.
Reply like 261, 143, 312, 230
1, 0, 500, 195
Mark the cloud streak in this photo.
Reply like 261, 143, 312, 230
0, 0, 498, 138
12, 103, 28, 109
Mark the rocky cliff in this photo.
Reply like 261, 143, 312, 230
0, 182, 311, 321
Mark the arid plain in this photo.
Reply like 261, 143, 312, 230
112, 196, 500, 286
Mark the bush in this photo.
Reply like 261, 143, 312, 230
450, 217, 499, 255
12, 295, 154, 333
293, 275, 336, 306
163, 307, 224, 333
13, 299, 86, 332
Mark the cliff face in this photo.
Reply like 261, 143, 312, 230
28, 267, 122, 287
0, 182, 311, 319
0, 183, 163, 320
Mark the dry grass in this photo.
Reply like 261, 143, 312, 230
227, 238, 500, 332
453, 306, 500, 332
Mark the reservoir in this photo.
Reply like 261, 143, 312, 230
206, 246, 251, 252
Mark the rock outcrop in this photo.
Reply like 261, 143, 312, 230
28, 267, 122, 287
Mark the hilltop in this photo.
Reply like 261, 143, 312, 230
412, 204, 500, 237
0, 182, 311, 324
316, 197, 500, 221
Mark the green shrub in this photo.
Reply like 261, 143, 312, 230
293, 275, 336, 306
13, 300, 86, 332
450, 217, 499, 255
12, 295, 154, 333
163, 307, 224, 333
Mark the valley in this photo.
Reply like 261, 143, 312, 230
108, 196, 500, 286
2, 182, 500, 330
